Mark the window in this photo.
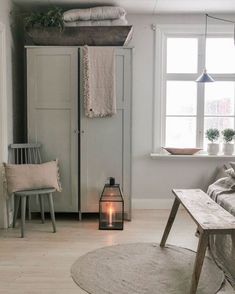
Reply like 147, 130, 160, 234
155, 28, 235, 152
165, 81, 197, 147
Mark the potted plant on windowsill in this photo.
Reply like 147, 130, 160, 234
205, 128, 220, 155
221, 128, 235, 155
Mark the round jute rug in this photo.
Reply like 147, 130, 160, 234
71, 243, 224, 294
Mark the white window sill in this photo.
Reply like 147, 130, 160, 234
150, 153, 235, 159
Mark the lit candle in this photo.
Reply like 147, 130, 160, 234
108, 205, 113, 227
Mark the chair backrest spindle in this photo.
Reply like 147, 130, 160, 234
32, 148, 37, 163
37, 149, 42, 164
8, 143, 42, 165
24, 148, 28, 164
16, 149, 19, 164
20, 148, 23, 164
29, 148, 32, 164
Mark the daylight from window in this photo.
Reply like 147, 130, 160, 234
164, 37, 235, 149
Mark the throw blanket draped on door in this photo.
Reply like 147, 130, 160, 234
82, 46, 116, 118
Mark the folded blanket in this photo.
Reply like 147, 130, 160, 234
207, 176, 235, 202
64, 17, 128, 27
63, 6, 126, 22
82, 46, 116, 118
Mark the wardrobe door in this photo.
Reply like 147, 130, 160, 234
27, 47, 79, 212
80, 48, 132, 219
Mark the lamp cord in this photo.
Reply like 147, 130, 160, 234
205, 13, 235, 46
205, 14, 208, 43
206, 14, 235, 24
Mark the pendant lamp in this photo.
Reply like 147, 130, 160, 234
196, 14, 214, 83
196, 69, 214, 83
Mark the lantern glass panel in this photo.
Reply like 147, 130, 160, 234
99, 184, 124, 230
102, 186, 123, 201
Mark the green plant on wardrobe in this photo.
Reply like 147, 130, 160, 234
24, 7, 64, 31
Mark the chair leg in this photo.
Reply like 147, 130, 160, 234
13, 195, 20, 228
21, 196, 27, 238
39, 195, 45, 224
27, 197, 32, 220
47, 193, 56, 233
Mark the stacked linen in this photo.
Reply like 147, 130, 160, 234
63, 6, 128, 27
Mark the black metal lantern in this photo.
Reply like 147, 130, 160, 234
99, 177, 124, 230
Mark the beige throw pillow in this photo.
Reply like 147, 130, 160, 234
3, 159, 62, 194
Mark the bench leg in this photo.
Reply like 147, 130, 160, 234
160, 197, 180, 247
190, 231, 209, 294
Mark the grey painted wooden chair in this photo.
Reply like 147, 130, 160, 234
8, 143, 56, 238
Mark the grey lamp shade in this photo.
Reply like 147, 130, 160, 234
196, 69, 214, 83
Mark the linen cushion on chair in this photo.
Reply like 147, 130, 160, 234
3, 159, 62, 194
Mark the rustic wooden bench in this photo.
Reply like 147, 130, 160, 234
160, 189, 235, 294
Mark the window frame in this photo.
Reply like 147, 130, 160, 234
153, 24, 235, 153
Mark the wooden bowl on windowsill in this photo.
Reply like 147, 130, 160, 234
163, 147, 202, 155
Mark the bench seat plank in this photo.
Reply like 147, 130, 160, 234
173, 189, 235, 232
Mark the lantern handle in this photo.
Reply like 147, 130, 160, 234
109, 177, 115, 186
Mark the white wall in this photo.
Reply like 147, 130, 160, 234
127, 14, 235, 208
0, 0, 13, 228
0, 0, 13, 142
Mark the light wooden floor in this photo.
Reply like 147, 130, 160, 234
0, 209, 233, 294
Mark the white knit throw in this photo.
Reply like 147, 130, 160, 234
82, 46, 116, 118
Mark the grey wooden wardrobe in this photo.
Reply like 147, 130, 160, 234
26, 46, 132, 220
